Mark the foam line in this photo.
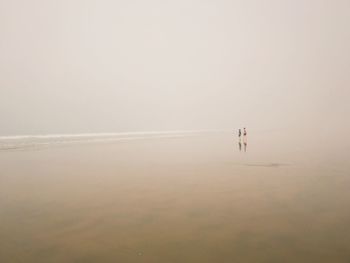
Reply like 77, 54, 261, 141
0, 130, 228, 151
0, 129, 226, 140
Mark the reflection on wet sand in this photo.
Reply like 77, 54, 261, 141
238, 139, 247, 152
1, 134, 350, 263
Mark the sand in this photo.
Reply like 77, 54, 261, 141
0, 133, 350, 263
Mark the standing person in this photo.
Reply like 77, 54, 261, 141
238, 129, 242, 141
243, 127, 247, 137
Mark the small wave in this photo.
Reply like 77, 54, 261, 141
0, 130, 224, 152
244, 163, 290, 168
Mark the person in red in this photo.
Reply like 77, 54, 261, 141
243, 128, 247, 151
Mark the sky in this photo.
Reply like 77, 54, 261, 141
0, 0, 349, 136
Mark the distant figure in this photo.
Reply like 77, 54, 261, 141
243, 128, 247, 142
243, 128, 247, 148
239, 141, 242, 151
238, 129, 242, 141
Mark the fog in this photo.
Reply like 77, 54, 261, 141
1, 0, 349, 136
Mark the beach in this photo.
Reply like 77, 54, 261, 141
1, 132, 350, 263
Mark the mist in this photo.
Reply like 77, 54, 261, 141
1, 0, 349, 136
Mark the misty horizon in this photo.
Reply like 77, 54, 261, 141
1, 2, 350, 262
1, 0, 349, 136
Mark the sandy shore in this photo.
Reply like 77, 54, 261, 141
0, 133, 350, 263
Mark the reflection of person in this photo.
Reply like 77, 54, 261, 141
239, 141, 242, 151
244, 142, 247, 152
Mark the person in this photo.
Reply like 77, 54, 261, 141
243, 128, 247, 146
238, 129, 242, 140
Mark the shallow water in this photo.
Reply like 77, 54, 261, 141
0, 133, 349, 262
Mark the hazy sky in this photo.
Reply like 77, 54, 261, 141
0, 0, 349, 135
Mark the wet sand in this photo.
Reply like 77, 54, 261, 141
1, 133, 350, 262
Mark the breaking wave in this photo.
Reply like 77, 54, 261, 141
0, 130, 224, 151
